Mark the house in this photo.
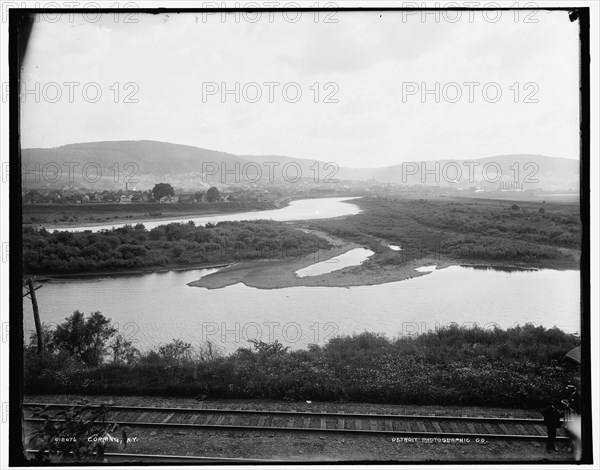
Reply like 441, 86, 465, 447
82, 195, 90, 203
23, 191, 45, 204
177, 193, 197, 203
120, 195, 133, 204
44, 191, 61, 203
130, 191, 144, 202
159, 195, 179, 204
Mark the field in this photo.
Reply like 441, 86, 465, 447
309, 196, 581, 270
22, 195, 581, 279
22, 200, 279, 227
22, 194, 583, 407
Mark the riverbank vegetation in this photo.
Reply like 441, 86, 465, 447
23, 220, 330, 275
310, 196, 581, 267
25, 311, 580, 409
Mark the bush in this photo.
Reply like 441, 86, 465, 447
25, 322, 580, 409
23, 220, 331, 274
53, 311, 116, 367
26, 401, 128, 463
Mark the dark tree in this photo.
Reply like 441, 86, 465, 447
206, 187, 220, 202
110, 334, 140, 364
158, 339, 193, 363
53, 311, 117, 367
152, 183, 175, 201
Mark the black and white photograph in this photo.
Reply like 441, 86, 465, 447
3, 2, 598, 467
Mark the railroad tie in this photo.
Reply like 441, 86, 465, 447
483, 423, 496, 434
515, 424, 528, 435
189, 414, 202, 425
117, 410, 132, 422
498, 423, 511, 435
23, 403, 560, 448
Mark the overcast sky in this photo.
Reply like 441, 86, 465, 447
20, 9, 580, 168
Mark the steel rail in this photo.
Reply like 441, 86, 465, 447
24, 449, 288, 463
23, 417, 567, 442
22, 402, 546, 424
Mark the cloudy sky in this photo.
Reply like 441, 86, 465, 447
20, 9, 580, 167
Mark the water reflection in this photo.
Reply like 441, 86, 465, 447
415, 265, 437, 272
23, 266, 580, 353
295, 248, 374, 278
461, 265, 540, 273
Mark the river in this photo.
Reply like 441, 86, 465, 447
23, 265, 580, 354
24, 197, 580, 353
51, 196, 362, 232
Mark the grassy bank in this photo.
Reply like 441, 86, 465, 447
23, 200, 279, 227
25, 320, 580, 409
310, 196, 581, 269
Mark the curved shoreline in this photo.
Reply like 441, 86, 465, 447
187, 255, 448, 290
188, 223, 580, 290
188, 255, 579, 291
187, 227, 457, 290
31, 263, 231, 281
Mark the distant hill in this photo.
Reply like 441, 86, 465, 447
352, 154, 580, 191
21, 140, 580, 192
21, 141, 243, 191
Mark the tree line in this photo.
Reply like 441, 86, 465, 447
23, 220, 330, 274
24, 311, 580, 409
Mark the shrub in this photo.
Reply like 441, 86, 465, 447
26, 401, 128, 463
25, 322, 580, 409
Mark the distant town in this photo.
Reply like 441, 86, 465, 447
21, 179, 576, 206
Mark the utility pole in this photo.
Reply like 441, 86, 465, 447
23, 278, 43, 354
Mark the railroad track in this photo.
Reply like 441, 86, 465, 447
24, 450, 289, 464
23, 402, 567, 443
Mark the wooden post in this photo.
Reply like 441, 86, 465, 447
27, 278, 43, 354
